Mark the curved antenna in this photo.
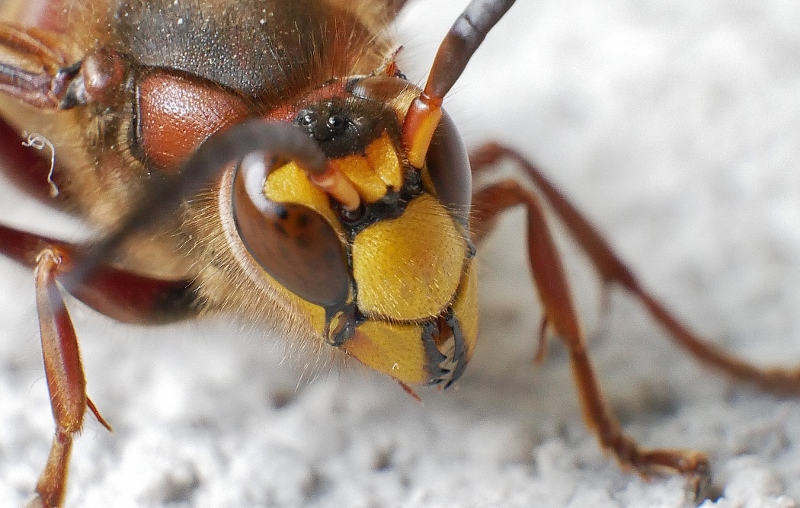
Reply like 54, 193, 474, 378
63, 120, 328, 291
402, 0, 516, 168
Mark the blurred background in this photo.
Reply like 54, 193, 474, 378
1, 0, 799, 506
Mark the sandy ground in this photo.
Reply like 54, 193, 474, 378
1, 0, 800, 506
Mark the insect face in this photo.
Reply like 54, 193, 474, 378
216, 76, 479, 387
1, 0, 800, 506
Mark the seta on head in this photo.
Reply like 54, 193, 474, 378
3, 0, 513, 388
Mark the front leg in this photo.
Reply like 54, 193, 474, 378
28, 248, 110, 508
0, 223, 201, 507
471, 176, 710, 494
472, 142, 800, 395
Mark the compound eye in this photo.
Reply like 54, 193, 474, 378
232, 153, 350, 308
136, 69, 249, 171
425, 111, 472, 225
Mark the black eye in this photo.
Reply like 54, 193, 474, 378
300, 112, 315, 126
327, 115, 346, 134
293, 97, 387, 159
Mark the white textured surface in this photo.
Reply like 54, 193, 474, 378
2, 0, 800, 506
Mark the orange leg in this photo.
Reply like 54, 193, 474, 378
0, 223, 201, 507
471, 142, 800, 395
28, 249, 111, 508
471, 177, 710, 493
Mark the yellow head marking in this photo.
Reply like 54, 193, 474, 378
263, 161, 343, 237
330, 155, 387, 203
366, 131, 403, 190
352, 194, 465, 321
342, 321, 429, 385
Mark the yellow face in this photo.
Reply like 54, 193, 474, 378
258, 128, 478, 387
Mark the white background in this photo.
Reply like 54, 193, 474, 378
1, 0, 800, 506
